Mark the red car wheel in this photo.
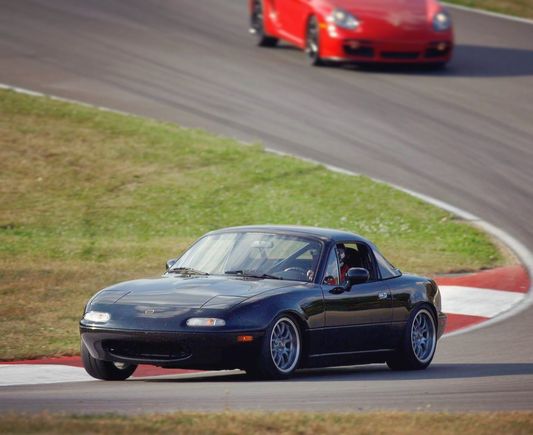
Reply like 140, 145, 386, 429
250, 0, 278, 47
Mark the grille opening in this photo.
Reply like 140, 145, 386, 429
344, 45, 374, 58
381, 52, 420, 60
425, 48, 451, 58
425, 42, 451, 58
104, 340, 191, 361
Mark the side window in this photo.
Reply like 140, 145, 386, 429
338, 242, 378, 282
322, 248, 340, 285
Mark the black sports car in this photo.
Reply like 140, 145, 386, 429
80, 225, 446, 380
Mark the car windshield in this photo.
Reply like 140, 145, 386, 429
170, 232, 322, 282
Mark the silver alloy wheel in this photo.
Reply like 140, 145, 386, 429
410, 309, 436, 363
270, 317, 301, 374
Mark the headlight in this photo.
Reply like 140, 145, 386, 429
186, 318, 226, 327
83, 311, 111, 323
328, 8, 360, 30
433, 11, 451, 31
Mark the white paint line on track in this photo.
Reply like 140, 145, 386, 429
0, 83, 133, 117
444, 3, 533, 25
440, 286, 525, 318
1, 83, 532, 339
132, 369, 241, 382
0, 365, 93, 387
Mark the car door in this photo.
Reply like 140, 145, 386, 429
320, 243, 393, 354
276, 0, 308, 45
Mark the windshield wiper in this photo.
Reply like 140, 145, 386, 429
225, 270, 282, 280
168, 267, 209, 276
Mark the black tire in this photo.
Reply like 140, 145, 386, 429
246, 315, 302, 380
81, 341, 137, 381
386, 306, 437, 371
306, 16, 325, 66
250, 0, 278, 47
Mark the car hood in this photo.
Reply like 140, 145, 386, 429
333, 0, 428, 15
332, 0, 433, 35
90, 275, 295, 309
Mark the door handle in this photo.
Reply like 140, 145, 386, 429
329, 286, 346, 295
378, 292, 388, 300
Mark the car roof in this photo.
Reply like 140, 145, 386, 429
206, 225, 371, 244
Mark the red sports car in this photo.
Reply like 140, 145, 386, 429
249, 0, 453, 66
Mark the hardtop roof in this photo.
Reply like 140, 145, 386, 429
207, 225, 371, 244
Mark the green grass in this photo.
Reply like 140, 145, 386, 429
1, 412, 533, 434
445, 0, 533, 19
0, 89, 505, 360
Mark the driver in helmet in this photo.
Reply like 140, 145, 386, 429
337, 244, 349, 283
339, 244, 363, 283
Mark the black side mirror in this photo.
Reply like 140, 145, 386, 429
166, 258, 177, 271
345, 267, 370, 287
329, 267, 370, 294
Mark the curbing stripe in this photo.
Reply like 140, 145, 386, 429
1, 83, 531, 339
435, 265, 529, 293
0, 364, 93, 387
445, 313, 487, 333
439, 285, 525, 318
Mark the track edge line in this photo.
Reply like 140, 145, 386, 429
443, 2, 533, 25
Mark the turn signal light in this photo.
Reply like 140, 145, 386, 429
186, 318, 226, 327
237, 335, 254, 343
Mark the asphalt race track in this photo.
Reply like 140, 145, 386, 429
1, 0, 532, 413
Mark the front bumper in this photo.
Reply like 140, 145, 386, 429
80, 325, 264, 370
320, 27, 453, 64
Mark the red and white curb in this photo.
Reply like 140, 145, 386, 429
1, 265, 529, 387
0, 365, 94, 386
0, 358, 197, 387
435, 265, 529, 333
